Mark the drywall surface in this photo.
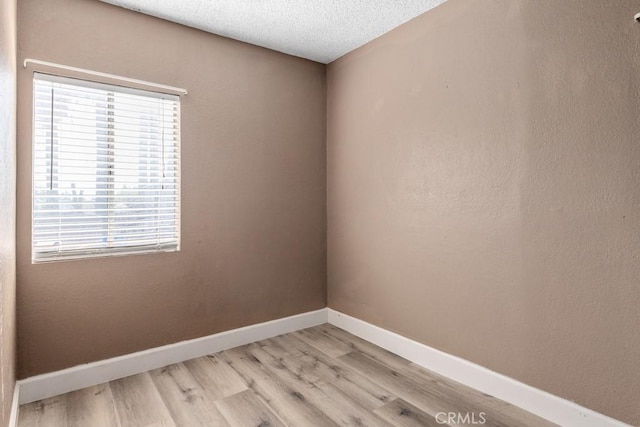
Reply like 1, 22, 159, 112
17, 0, 326, 378
0, 0, 17, 424
327, 0, 640, 424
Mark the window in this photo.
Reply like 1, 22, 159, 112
32, 73, 180, 262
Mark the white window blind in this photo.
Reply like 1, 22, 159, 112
32, 73, 181, 262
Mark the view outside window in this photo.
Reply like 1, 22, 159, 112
32, 74, 180, 262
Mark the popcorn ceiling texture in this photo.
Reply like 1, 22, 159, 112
98, 0, 447, 63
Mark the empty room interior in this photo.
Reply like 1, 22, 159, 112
0, 0, 639, 426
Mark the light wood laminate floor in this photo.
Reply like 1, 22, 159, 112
19, 324, 556, 427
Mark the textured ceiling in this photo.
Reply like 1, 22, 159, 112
98, 0, 447, 63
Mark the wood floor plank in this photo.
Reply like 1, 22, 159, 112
339, 351, 555, 427
150, 362, 230, 426
326, 325, 555, 426
374, 398, 444, 427
18, 396, 66, 427
109, 372, 176, 427
246, 342, 392, 427
18, 325, 558, 427
316, 324, 412, 371
215, 389, 286, 427
265, 334, 397, 410
64, 384, 121, 427
293, 327, 353, 358
222, 344, 340, 427
339, 350, 471, 423
405, 362, 555, 427
184, 354, 248, 400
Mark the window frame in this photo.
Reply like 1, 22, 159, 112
31, 72, 182, 263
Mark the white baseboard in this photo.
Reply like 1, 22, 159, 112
8, 383, 19, 427
14, 307, 632, 427
18, 308, 328, 404
327, 308, 630, 427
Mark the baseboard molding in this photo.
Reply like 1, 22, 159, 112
327, 308, 630, 427
8, 383, 19, 427
18, 308, 328, 404
15, 307, 632, 426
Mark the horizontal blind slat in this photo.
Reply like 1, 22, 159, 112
35, 231, 178, 244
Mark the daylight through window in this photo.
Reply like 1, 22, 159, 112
32, 73, 180, 262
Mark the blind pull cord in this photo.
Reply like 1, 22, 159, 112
161, 101, 166, 190
50, 88, 54, 191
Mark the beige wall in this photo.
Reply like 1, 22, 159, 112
327, 0, 640, 424
15, 0, 640, 423
17, 0, 326, 378
0, 0, 17, 424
